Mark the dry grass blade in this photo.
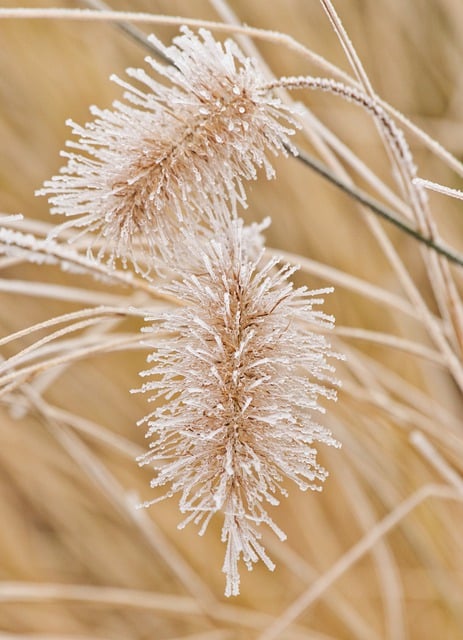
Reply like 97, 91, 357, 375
258, 485, 463, 640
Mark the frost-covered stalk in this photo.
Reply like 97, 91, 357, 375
38, 27, 298, 272
135, 220, 341, 596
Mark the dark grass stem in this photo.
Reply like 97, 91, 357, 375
292, 145, 463, 268
81, 0, 172, 62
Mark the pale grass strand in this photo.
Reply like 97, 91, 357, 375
207, 0, 272, 71
11, 294, 156, 421
0, 582, 200, 614
0, 334, 146, 403
0, 334, 144, 398
426, 250, 463, 357
263, 536, 380, 640
257, 484, 463, 640
0, 306, 142, 417
335, 457, 406, 640
299, 107, 411, 218
338, 343, 385, 392
439, 258, 463, 355
343, 344, 462, 435
414, 178, 463, 200
410, 431, 463, 493
0, 256, 22, 269
12, 294, 154, 421
0, 317, 110, 373
0, 278, 130, 307
319, 0, 374, 94
0, 580, 312, 639
386, 104, 463, 179
0, 211, 98, 239
0, 306, 141, 349
162, 632, 232, 640
15, 323, 126, 419
0, 634, 101, 640
0, 226, 174, 301
330, 326, 445, 366
334, 421, 463, 619
0, 213, 23, 223
0, 8, 355, 86
2, 332, 145, 370
319, 0, 411, 206
3, 394, 141, 460
266, 248, 417, 318
341, 377, 463, 454
24, 387, 218, 612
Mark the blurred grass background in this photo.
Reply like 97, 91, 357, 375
1, 1, 463, 639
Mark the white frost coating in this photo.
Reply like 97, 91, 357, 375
0, 227, 84, 273
0, 213, 23, 223
135, 220, 341, 597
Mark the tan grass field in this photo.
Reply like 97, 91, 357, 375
1, 1, 463, 639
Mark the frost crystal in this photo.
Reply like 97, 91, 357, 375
135, 221, 341, 596
38, 27, 298, 272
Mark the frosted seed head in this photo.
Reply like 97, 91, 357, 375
136, 219, 341, 596
38, 28, 299, 274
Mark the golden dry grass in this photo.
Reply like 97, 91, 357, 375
0, 1, 463, 639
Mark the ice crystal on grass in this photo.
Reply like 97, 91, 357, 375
38, 27, 298, 272
135, 220, 341, 596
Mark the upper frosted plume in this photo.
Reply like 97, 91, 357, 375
38, 27, 299, 272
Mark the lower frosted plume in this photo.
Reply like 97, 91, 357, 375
134, 220, 341, 596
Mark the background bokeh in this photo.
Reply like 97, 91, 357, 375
1, 1, 463, 639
